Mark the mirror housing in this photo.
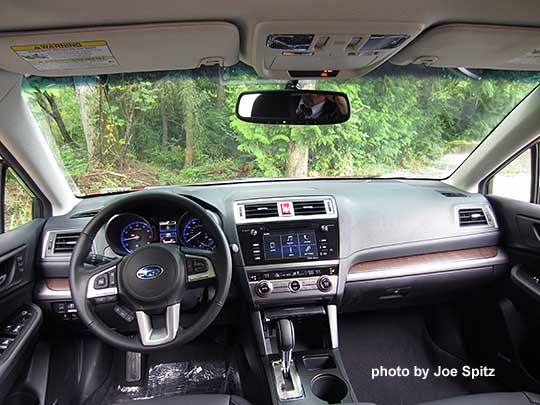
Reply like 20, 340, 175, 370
236, 90, 350, 125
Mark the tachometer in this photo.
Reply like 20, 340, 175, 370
120, 221, 153, 253
180, 216, 214, 250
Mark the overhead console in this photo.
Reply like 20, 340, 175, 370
250, 21, 424, 79
391, 23, 540, 71
234, 197, 339, 305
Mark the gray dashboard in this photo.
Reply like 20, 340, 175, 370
34, 177, 509, 313
39, 179, 500, 279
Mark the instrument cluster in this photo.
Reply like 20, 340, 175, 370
105, 212, 215, 255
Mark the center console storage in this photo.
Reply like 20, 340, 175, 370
251, 304, 357, 404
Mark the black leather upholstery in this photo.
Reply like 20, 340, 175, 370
418, 392, 540, 405
111, 394, 251, 405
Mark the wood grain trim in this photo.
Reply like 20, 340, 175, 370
45, 278, 70, 291
349, 247, 498, 274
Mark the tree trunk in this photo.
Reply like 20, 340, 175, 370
74, 79, 97, 160
118, 107, 135, 170
183, 115, 194, 169
34, 91, 74, 145
286, 81, 315, 177
217, 83, 225, 107
182, 80, 197, 169
160, 95, 169, 151
286, 137, 309, 177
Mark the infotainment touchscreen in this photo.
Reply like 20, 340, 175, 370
262, 231, 319, 260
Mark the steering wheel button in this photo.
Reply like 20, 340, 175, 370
108, 270, 117, 287
193, 261, 208, 273
94, 274, 109, 289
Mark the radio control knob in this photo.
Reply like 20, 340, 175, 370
317, 276, 332, 292
320, 224, 329, 232
249, 229, 258, 237
256, 280, 273, 297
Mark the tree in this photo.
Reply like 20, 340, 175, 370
176, 77, 200, 169
74, 77, 98, 160
33, 89, 74, 146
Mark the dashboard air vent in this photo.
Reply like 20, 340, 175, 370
458, 208, 488, 226
53, 233, 80, 254
293, 200, 327, 215
234, 196, 337, 223
244, 203, 279, 219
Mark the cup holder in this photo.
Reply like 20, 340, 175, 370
311, 374, 348, 404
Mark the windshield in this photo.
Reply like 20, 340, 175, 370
22, 63, 540, 196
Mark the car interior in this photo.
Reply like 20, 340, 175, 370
2, 1, 540, 405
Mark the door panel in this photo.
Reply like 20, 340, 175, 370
488, 195, 540, 254
0, 219, 45, 403
485, 195, 540, 390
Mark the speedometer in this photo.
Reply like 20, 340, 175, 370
180, 216, 214, 250
120, 221, 153, 253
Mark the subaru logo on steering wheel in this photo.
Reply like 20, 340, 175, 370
136, 265, 164, 280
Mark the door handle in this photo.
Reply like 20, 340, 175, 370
0, 273, 6, 287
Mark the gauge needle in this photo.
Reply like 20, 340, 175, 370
186, 231, 202, 243
123, 235, 141, 241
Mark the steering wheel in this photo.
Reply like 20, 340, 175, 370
69, 191, 232, 352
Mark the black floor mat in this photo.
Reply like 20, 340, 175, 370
340, 310, 498, 405
103, 360, 242, 404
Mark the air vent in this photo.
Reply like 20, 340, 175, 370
244, 203, 279, 219
458, 208, 488, 226
293, 200, 327, 215
234, 196, 337, 223
439, 191, 468, 198
53, 233, 80, 254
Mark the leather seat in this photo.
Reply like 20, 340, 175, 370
111, 394, 251, 405
418, 392, 540, 405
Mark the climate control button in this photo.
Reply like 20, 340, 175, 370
288, 279, 302, 292
256, 280, 273, 297
317, 276, 332, 292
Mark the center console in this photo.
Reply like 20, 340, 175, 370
234, 196, 339, 305
235, 197, 355, 404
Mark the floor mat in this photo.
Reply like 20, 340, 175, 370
104, 360, 242, 404
340, 310, 482, 405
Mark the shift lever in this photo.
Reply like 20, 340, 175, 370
277, 319, 295, 379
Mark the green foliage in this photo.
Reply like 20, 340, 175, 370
21, 65, 540, 195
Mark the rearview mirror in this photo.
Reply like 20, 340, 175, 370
236, 90, 350, 125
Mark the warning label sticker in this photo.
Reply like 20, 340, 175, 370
11, 41, 118, 71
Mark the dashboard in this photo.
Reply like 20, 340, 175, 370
105, 212, 215, 255
36, 178, 507, 314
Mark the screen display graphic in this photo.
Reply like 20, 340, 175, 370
159, 220, 177, 244
263, 231, 318, 260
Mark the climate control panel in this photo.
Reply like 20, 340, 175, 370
247, 265, 338, 304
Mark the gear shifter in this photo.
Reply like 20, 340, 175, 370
277, 319, 295, 378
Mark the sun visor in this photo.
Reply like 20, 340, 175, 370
391, 23, 540, 70
0, 22, 239, 76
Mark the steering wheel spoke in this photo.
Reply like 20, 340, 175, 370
136, 303, 181, 346
86, 259, 121, 302
181, 248, 217, 283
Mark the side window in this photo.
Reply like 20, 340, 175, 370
490, 148, 532, 202
3, 167, 35, 232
